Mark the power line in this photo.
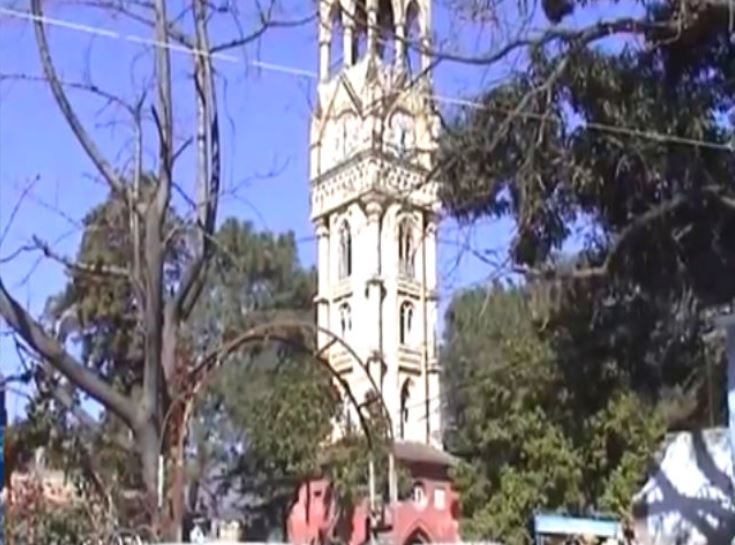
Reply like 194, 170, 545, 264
1, 6, 733, 152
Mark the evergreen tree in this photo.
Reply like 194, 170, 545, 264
443, 286, 665, 544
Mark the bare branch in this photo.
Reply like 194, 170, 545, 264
171, 0, 221, 323
0, 277, 136, 427
33, 360, 134, 451
0, 73, 137, 116
69, 0, 194, 47
211, 11, 317, 54
515, 193, 692, 281
29, 0, 127, 195
0, 176, 39, 249
427, 17, 668, 66
30, 235, 130, 278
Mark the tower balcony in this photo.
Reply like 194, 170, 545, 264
397, 345, 422, 374
309, 153, 439, 220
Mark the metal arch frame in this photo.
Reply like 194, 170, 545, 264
164, 319, 398, 543
188, 319, 395, 445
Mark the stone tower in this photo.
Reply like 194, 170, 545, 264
310, 0, 442, 448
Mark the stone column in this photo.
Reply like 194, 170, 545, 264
344, 21, 355, 66
424, 213, 440, 445
366, 0, 379, 58
315, 218, 330, 350
424, 213, 438, 294
319, 12, 331, 81
419, 0, 431, 78
364, 199, 383, 356
422, 213, 439, 363
395, 16, 406, 71
364, 199, 386, 433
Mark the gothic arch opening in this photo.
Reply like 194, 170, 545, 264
405, 0, 421, 74
398, 216, 416, 277
399, 300, 414, 345
339, 219, 352, 278
353, 0, 368, 63
399, 378, 413, 439
404, 525, 431, 545
329, 3, 344, 76
339, 302, 352, 338
377, 0, 396, 65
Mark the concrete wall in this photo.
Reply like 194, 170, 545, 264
632, 428, 735, 544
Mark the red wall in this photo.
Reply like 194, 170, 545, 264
288, 468, 460, 545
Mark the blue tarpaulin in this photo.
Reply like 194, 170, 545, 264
533, 513, 620, 543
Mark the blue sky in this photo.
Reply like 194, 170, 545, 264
0, 0, 637, 420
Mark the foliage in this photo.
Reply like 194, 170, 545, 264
45, 180, 185, 395
187, 218, 397, 539
443, 286, 666, 544
4, 455, 122, 545
439, 4, 734, 507
13, 205, 395, 540
184, 218, 331, 537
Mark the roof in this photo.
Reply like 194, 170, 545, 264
392, 441, 458, 467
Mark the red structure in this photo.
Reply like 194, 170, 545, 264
288, 442, 460, 545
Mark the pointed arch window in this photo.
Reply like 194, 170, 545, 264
398, 217, 416, 277
377, 0, 396, 64
339, 219, 352, 278
399, 378, 412, 439
329, 4, 344, 76
405, 1, 421, 75
353, 0, 368, 62
343, 396, 354, 433
399, 301, 414, 345
339, 302, 352, 338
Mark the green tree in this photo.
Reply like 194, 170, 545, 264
439, 0, 733, 439
0, 0, 316, 537
186, 219, 403, 540
11, 201, 393, 541
185, 218, 337, 539
443, 286, 665, 544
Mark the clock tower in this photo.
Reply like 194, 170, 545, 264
288, 1, 460, 544
310, 0, 442, 448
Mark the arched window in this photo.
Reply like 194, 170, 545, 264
339, 219, 352, 278
399, 378, 412, 439
353, 0, 368, 62
329, 4, 344, 76
390, 112, 412, 156
398, 217, 415, 277
377, 0, 396, 65
339, 302, 352, 338
405, 1, 421, 74
399, 301, 414, 345
411, 481, 428, 508
343, 397, 354, 433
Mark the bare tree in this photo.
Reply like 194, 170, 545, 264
0, 0, 314, 539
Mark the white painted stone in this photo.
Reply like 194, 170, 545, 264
310, 0, 442, 448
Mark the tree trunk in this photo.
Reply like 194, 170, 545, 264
138, 420, 162, 538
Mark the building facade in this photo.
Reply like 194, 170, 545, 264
288, 1, 459, 543
310, 0, 442, 455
